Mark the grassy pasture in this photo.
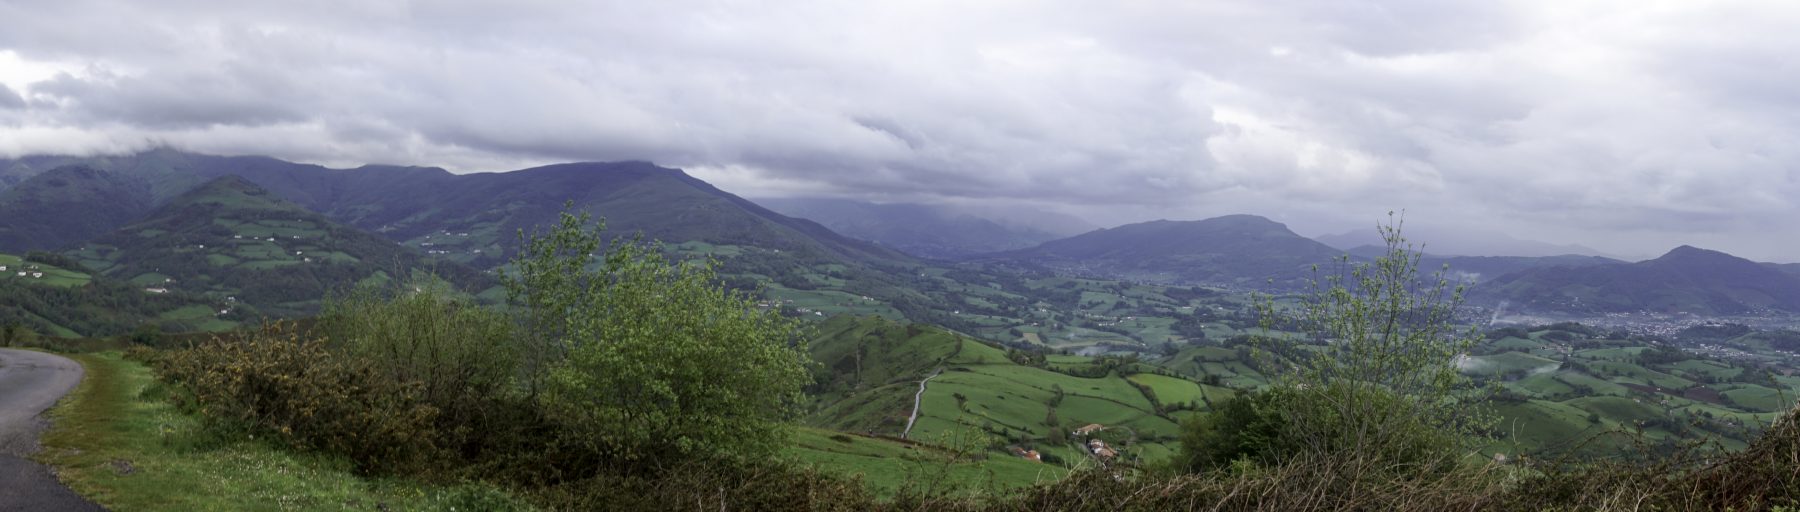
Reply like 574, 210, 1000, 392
784, 428, 1065, 497
1127, 373, 1205, 406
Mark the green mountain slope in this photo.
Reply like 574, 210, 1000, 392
1478, 246, 1800, 316
0, 253, 230, 337
0, 166, 155, 252
985, 215, 1346, 289
69, 176, 491, 317
807, 315, 1181, 463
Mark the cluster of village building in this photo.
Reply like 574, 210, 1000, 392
0, 263, 46, 279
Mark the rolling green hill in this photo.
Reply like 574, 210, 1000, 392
0, 254, 227, 337
67, 176, 491, 317
0, 253, 92, 287
807, 315, 1186, 467
1470, 324, 1800, 457
1478, 246, 1800, 315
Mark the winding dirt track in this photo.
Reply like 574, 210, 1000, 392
902, 368, 942, 439
0, 349, 102, 511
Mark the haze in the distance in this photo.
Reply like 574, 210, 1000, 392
1, 1, 1796, 261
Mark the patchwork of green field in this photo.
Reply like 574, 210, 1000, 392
1488, 400, 1613, 455
1665, 359, 1743, 381
1513, 373, 1575, 398
1475, 325, 1800, 457
1486, 336, 1545, 351
1127, 373, 1205, 406
808, 316, 1185, 466
1466, 351, 1560, 375
1585, 361, 1695, 388
765, 285, 905, 319
1551, 371, 1631, 396
214, 218, 328, 239
785, 428, 1066, 497
1574, 347, 1647, 361
1716, 384, 1795, 412
1157, 345, 1270, 389
1562, 396, 1666, 424
0, 254, 92, 287
398, 223, 508, 265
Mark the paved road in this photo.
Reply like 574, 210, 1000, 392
0, 349, 103, 511
901, 368, 942, 440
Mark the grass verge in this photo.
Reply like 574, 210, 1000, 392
35, 351, 531, 511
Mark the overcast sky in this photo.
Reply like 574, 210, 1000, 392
2, 1, 1797, 261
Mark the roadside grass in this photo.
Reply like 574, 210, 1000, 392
36, 351, 531, 512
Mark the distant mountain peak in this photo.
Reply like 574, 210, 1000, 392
1649, 245, 1757, 267
1661, 245, 1718, 258
991, 214, 1341, 288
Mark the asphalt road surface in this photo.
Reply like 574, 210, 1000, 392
0, 349, 102, 511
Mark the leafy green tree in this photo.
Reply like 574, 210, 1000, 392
1250, 213, 1491, 471
504, 206, 813, 465
501, 204, 607, 397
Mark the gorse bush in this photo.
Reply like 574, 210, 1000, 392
157, 322, 440, 472
315, 284, 522, 461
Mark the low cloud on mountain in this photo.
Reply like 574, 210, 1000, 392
2, 1, 1798, 260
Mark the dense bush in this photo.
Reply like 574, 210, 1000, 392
315, 285, 523, 461
504, 208, 812, 468
157, 322, 440, 472
1173, 390, 1289, 473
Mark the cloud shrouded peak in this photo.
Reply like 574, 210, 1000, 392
1, 1, 1797, 261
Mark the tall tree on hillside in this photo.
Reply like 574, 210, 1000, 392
503, 206, 814, 466
1255, 213, 1491, 470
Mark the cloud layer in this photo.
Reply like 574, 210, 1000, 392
1, 0, 1797, 260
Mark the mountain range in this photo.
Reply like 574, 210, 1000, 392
1477, 246, 1800, 316
4, 148, 1798, 324
757, 198, 1066, 259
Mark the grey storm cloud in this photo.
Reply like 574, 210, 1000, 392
1, 0, 1798, 260
0, 83, 23, 109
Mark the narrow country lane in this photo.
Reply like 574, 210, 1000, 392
901, 368, 942, 439
0, 349, 103, 511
